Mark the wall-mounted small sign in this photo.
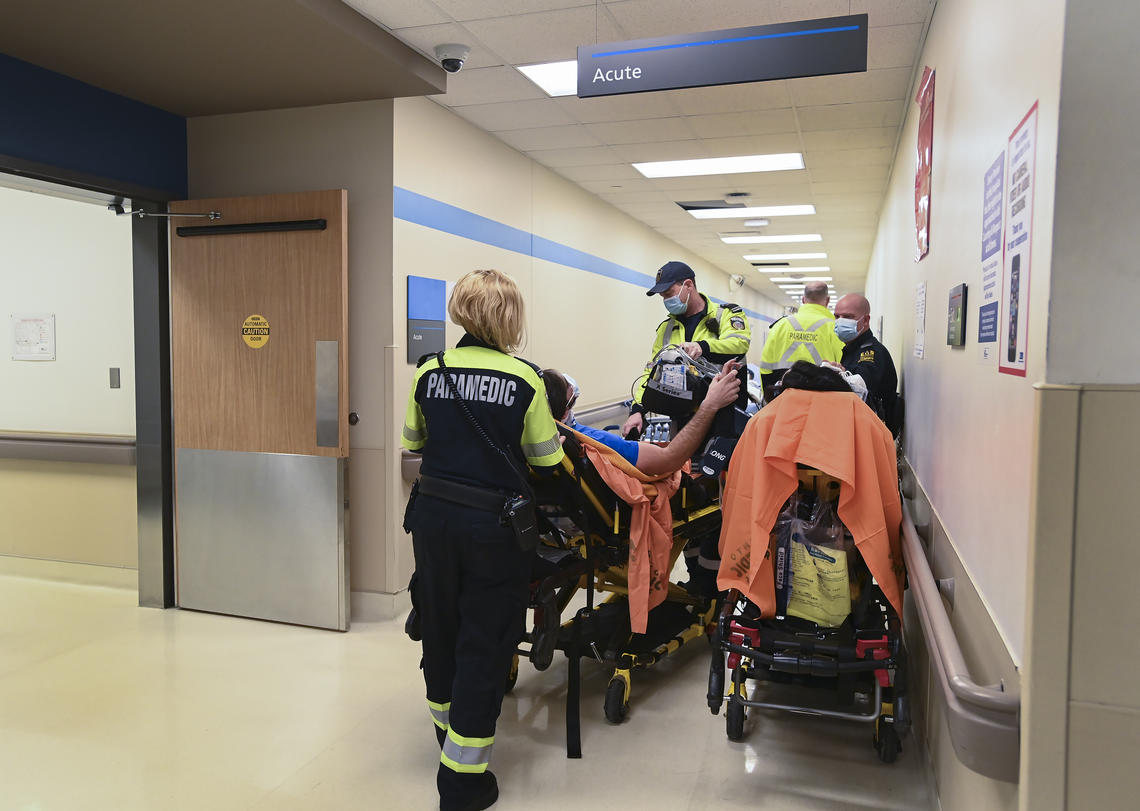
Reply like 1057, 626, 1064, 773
242, 314, 270, 349
947, 284, 967, 346
407, 275, 447, 364
577, 15, 868, 98
11, 313, 56, 361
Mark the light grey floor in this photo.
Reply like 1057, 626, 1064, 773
0, 573, 935, 810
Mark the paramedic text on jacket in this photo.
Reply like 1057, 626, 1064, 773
401, 269, 564, 811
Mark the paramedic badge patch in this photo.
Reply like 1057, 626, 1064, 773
730, 317, 745, 330
859, 350, 875, 363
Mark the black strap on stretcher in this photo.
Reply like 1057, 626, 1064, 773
418, 474, 508, 513
565, 459, 595, 759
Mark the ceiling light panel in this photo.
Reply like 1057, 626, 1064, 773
690, 205, 815, 219
633, 153, 804, 178
741, 252, 828, 259
728, 234, 823, 245
769, 276, 832, 282
518, 60, 579, 97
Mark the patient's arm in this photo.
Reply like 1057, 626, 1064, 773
636, 361, 741, 476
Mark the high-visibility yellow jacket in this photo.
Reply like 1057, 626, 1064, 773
758, 302, 844, 373
631, 294, 751, 410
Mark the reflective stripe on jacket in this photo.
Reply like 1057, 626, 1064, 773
758, 302, 843, 372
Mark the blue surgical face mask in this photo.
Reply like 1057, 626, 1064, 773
663, 286, 689, 315
835, 317, 860, 342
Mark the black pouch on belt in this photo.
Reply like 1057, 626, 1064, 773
402, 480, 419, 533
502, 494, 539, 551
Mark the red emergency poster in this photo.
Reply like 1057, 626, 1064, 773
914, 67, 935, 261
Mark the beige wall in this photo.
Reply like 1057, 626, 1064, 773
189, 96, 782, 603
0, 181, 137, 570
0, 459, 137, 568
865, 0, 1065, 663
865, 0, 1071, 806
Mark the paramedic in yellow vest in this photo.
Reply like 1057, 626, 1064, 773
758, 281, 845, 401
621, 261, 751, 438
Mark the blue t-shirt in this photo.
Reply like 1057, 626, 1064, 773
569, 420, 640, 466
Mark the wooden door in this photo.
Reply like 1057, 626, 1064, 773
169, 190, 348, 457
169, 190, 350, 630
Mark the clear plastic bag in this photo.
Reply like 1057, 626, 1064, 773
773, 489, 853, 627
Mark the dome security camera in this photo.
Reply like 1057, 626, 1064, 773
434, 43, 470, 74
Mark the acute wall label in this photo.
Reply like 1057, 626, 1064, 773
242, 314, 270, 349
577, 15, 868, 98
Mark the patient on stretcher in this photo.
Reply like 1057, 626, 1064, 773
541, 360, 740, 476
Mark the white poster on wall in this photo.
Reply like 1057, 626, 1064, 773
11, 313, 56, 361
914, 281, 926, 359
999, 103, 1038, 377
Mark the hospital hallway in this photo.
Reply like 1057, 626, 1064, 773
0, 569, 934, 810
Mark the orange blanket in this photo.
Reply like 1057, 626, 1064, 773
559, 424, 681, 634
717, 389, 904, 620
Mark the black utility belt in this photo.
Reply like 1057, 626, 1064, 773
418, 474, 508, 513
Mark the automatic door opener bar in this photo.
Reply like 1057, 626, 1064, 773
108, 203, 222, 220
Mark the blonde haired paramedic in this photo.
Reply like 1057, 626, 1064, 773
401, 269, 564, 811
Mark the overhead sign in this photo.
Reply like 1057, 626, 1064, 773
577, 15, 868, 98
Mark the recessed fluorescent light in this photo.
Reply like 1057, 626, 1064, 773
753, 266, 831, 273
691, 205, 815, 219
743, 219, 770, 227
518, 60, 578, 97
742, 252, 827, 260
769, 276, 832, 282
726, 234, 823, 245
633, 153, 803, 178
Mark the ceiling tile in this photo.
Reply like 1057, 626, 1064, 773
431, 66, 545, 106
699, 133, 804, 156
555, 163, 643, 182
805, 147, 894, 169
799, 127, 896, 151
810, 180, 888, 195
556, 92, 683, 123
495, 124, 602, 151
604, 0, 852, 40
343, 0, 451, 29
852, 0, 935, 27
868, 24, 924, 69
797, 100, 904, 131
464, 7, 624, 64
665, 81, 792, 116
526, 144, 624, 167
575, 177, 657, 194
451, 98, 577, 131
807, 163, 890, 182
585, 116, 698, 144
610, 139, 714, 163
429, 0, 597, 22
392, 22, 504, 69
789, 67, 913, 107
687, 109, 797, 138
597, 189, 673, 204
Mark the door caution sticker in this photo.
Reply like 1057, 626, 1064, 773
242, 314, 270, 349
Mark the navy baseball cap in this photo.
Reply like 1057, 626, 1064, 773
646, 261, 695, 296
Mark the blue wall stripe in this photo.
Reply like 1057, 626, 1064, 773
393, 186, 774, 324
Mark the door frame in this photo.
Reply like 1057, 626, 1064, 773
0, 159, 176, 607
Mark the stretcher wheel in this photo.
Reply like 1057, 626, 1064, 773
604, 675, 630, 724
504, 654, 519, 694
874, 721, 901, 763
725, 697, 745, 742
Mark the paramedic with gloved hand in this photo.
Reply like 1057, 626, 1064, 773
621, 261, 751, 439
544, 360, 742, 477
401, 269, 564, 811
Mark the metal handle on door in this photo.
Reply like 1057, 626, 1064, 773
348, 412, 359, 426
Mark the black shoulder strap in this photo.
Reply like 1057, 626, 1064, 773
436, 351, 532, 495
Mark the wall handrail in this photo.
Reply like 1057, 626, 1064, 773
902, 510, 1020, 713
901, 500, 1021, 783
0, 431, 136, 465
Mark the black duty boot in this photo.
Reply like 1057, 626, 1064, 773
438, 770, 498, 811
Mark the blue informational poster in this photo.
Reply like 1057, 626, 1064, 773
407, 275, 447, 364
